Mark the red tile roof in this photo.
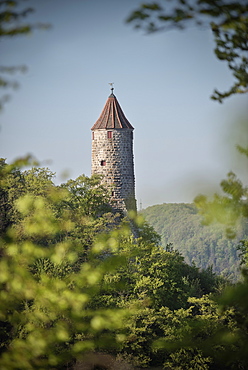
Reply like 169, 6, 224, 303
91, 93, 134, 130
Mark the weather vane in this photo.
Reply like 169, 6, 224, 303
109, 82, 114, 94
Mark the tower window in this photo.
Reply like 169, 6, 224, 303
107, 131, 112, 139
100, 160, 106, 166
92, 132, 94, 140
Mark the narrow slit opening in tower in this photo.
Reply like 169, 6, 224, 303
100, 160, 106, 166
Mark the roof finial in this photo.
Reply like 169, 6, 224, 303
109, 82, 114, 95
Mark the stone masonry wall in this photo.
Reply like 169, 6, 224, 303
91, 128, 136, 212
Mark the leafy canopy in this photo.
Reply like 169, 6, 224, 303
0, 158, 133, 369
1, 157, 226, 369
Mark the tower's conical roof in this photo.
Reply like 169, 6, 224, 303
91, 93, 134, 130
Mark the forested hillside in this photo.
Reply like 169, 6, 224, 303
0, 161, 227, 369
141, 203, 248, 281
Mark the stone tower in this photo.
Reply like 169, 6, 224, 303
91, 88, 136, 213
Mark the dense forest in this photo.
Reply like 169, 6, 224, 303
1, 159, 248, 369
141, 203, 248, 281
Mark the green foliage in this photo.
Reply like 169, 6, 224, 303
237, 239, 248, 266
0, 158, 243, 369
179, 148, 248, 369
60, 174, 112, 218
127, 0, 248, 102
0, 159, 132, 369
141, 203, 247, 281
195, 146, 248, 270
195, 171, 248, 237
159, 283, 248, 369
91, 222, 222, 367
154, 149, 248, 370
164, 348, 212, 370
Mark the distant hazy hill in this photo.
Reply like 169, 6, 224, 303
141, 203, 248, 281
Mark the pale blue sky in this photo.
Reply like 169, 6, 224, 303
1, 0, 247, 208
